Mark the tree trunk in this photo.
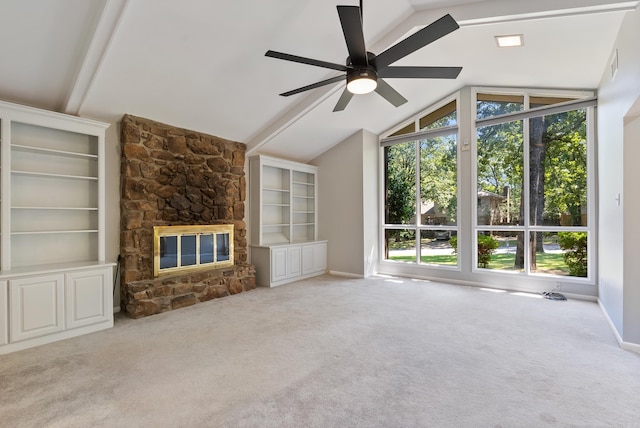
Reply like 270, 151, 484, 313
515, 116, 547, 269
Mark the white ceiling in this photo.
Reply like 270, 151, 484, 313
0, 0, 636, 163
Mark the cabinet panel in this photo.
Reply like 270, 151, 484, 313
0, 281, 7, 346
271, 247, 288, 282
302, 242, 327, 275
10, 274, 64, 342
288, 246, 302, 277
65, 268, 111, 329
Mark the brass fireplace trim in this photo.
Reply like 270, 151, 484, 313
153, 224, 234, 277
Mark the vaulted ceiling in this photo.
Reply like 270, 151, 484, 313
0, 0, 635, 162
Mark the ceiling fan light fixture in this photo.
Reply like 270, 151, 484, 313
347, 68, 378, 94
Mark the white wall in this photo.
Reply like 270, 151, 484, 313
311, 130, 378, 277
105, 121, 121, 309
362, 130, 379, 277
597, 6, 640, 343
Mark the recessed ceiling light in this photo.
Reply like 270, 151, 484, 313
495, 34, 524, 48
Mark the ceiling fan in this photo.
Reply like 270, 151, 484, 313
265, 2, 462, 112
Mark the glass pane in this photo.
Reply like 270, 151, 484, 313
476, 231, 524, 272
159, 236, 178, 269
181, 235, 196, 266
529, 109, 587, 226
529, 96, 576, 108
419, 100, 457, 130
531, 231, 587, 277
477, 121, 523, 226
200, 234, 214, 264
420, 230, 457, 266
384, 142, 416, 225
384, 229, 416, 263
390, 122, 416, 137
216, 233, 230, 262
477, 93, 524, 119
420, 134, 457, 225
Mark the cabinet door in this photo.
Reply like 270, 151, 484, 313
271, 247, 289, 282
288, 246, 302, 278
302, 245, 315, 275
0, 281, 7, 346
312, 242, 328, 272
10, 274, 65, 342
66, 268, 112, 329
302, 243, 327, 275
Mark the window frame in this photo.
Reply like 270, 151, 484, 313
471, 87, 597, 283
379, 94, 461, 270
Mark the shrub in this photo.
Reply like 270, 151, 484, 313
449, 234, 498, 268
477, 234, 499, 268
558, 232, 587, 277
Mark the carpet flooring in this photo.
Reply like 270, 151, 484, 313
1, 274, 639, 427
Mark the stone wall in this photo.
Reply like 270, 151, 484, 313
120, 114, 255, 318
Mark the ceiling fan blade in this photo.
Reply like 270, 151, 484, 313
279, 75, 345, 97
375, 78, 408, 107
374, 14, 459, 68
379, 66, 462, 79
337, 6, 368, 66
266, 50, 349, 72
333, 89, 354, 112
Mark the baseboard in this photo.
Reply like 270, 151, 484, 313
562, 292, 597, 302
598, 299, 640, 354
328, 271, 364, 279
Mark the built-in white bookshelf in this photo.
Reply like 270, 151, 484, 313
250, 155, 318, 245
0, 99, 113, 355
249, 155, 326, 287
8, 121, 100, 267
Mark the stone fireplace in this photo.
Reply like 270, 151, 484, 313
120, 114, 255, 318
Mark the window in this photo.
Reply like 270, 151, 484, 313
379, 88, 595, 287
382, 99, 459, 267
153, 225, 234, 277
474, 92, 593, 278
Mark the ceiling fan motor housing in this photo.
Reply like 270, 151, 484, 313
347, 66, 378, 94
348, 66, 377, 81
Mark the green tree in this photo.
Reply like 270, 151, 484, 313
384, 141, 416, 225
420, 135, 457, 223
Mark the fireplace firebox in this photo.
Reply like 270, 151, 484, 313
154, 225, 234, 277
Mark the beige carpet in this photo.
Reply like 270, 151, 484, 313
1, 274, 639, 427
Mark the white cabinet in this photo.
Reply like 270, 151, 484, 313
302, 242, 327, 275
65, 269, 111, 330
269, 246, 303, 283
0, 100, 113, 355
252, 241, 327, 287
9, 274, 65, 342
249, 155, 327, 287
0, 265, 113, 354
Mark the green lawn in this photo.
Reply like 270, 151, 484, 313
390, 252, 569, 274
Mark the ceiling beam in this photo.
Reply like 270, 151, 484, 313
63, 0, 129, 116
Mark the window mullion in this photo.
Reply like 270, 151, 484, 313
415, 139, 421, 263
523, 93, 531, 275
